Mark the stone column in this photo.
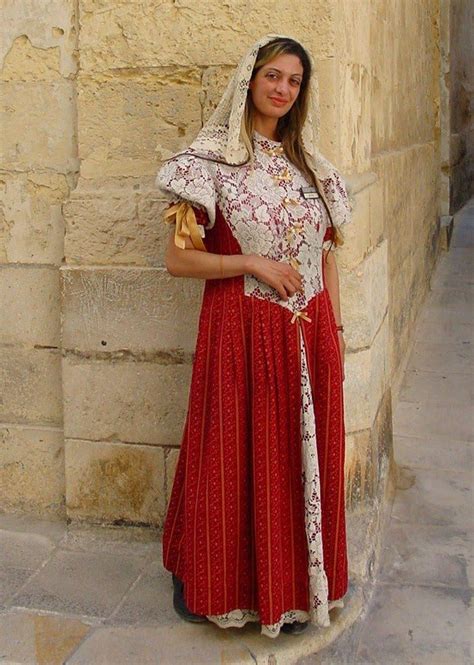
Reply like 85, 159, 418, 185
331, 0, 391, 511
0, 0, 79, 516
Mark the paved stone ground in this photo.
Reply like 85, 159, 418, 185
300, 197, 474, 664
0, 198, 472, 664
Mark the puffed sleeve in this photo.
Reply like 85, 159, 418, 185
155, 154, 217, 230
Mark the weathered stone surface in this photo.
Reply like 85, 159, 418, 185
345, 387, 392, 510
372, 144, 439, 376
312, 57, 340, 160
391, 466, 472, 529
368, 174, 384, 247
344, 315, 390, 433
62, 358, 192, 446
78, 0, 335, 72
1, 34, 62, 82
334, 0, 371, 66
12, 545, 145, 617
200, 65, 234, 122
0, 425, 65, 516
393, 399, 474, 443
64, 190, 172, 265
0, 0, 78, 79
164, 447, 179, 507
340, 239, 388, 350
111, 556, 177, 626
379, 520, 471, 590
0, 611, 91, 665
65, 439, 165, 526
393, 434, 472, 474
371, 0, 439, 152
0, 348, 62, 425
0, 266, 60, 346
338, 60, 371, 173
0, 80, 78, 172
0, 170, 71, 265
0, 512, 59, 569
447, 1, 474, 210
61, 267, 202, 354
66, 622, 256, 665
337, 178, 371, 269
355, 584, 472, 664
77, 71, 202, 178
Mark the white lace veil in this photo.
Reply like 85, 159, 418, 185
155, 33, 352, 229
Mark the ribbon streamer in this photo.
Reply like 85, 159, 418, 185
163, 201, 207, 251
290, 310, 312, 324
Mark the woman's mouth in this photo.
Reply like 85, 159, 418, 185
269, 97, 288, 107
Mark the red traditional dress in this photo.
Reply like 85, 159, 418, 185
156, 127, 352, 637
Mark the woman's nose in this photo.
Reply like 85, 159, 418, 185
275, 79, 290, 96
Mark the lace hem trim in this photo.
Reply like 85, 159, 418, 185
206, 597, 344, 639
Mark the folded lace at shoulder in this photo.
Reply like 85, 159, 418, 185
155, 153, 217, 229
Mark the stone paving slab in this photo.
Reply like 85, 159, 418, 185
378, 520, 472, 589
390, 467, 472, 529
10, 548, 147, 619
65, 622, 256, 665
393, 400, 474, 441
353, 584, 472, 665
393, 434, 472, 473
0, 610, 92, 665
399, 369, 474, 406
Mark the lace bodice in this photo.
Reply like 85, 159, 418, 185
158, 132, 334, 313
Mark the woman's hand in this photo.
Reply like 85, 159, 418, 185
337, 330, 346, 381
246, 255, 303, 301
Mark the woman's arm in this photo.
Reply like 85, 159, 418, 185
165, 229, 303, 302
323, 249, 346, 377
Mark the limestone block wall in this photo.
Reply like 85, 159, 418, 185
0, 1, 79, 515
369, 0, 442, 397
0, 0, 448, 533
449, 0, 474, 209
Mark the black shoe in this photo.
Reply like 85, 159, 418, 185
172, 574, 208, 623
280, 620, 309, 635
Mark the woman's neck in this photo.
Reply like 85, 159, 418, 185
252, 114, 279, 142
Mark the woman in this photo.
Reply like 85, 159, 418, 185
155, 34, 352, 639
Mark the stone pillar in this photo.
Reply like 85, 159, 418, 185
0, 0, 79, 516
330, 0, 391, 509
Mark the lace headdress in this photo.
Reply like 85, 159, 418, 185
155, 33, 352, 237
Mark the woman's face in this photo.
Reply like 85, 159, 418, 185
249, 53, 304, 121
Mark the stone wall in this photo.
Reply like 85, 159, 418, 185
449, 0, 474, 210
0, 0, 79, 515
1, 1, 463, 535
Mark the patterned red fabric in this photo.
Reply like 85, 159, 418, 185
323, 225, 334, 242
162, 206, 348, 626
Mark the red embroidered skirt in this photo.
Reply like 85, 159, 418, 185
162, 208, 348, 627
